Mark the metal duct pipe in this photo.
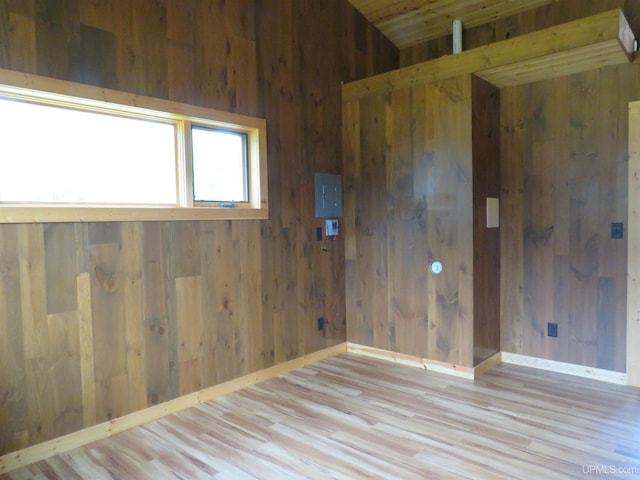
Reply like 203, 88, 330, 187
453, 18, 463, 54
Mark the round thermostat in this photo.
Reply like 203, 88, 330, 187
431, 261, 443, 274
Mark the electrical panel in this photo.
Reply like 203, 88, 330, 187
315, 173, 342, 218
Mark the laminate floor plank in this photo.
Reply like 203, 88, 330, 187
2, 353, 640, 479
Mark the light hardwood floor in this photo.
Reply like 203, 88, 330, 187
2, 354, 640, 479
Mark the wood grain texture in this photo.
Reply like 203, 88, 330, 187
0, 0, 398, 457
344, 9, 634, 101
349, 0, 553, 47
400, 0, 640, 66
501, 63, 640, 372
628, 101, 640, 387
3, 354, 640, 479
471, 76, 501, 364
345, 74, 496, 369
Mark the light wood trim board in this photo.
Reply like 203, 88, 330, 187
628, 100, 640, 388
343, 9, 635, 100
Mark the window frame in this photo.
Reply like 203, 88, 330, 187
0, 68, 268, 223
191, 126, 250, 205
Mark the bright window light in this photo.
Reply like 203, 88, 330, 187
0, 67, 268, 223
191, 127, 248, 203
0, 97, 177, 205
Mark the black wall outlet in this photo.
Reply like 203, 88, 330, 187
611, 222, 624, 239
548, 322, 558, 337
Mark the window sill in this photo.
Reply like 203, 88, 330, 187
0, 204, 269, 223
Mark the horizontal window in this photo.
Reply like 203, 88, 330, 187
0, 68, 268, 223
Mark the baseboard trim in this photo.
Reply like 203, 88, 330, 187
474, 351, 502, 376
0, 342, 348, 474
346, 343, 476, 379
501, 352, 628, 385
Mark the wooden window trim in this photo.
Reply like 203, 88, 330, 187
0, 68, 268, 223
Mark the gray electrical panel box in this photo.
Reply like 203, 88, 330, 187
314, 173, 342, 217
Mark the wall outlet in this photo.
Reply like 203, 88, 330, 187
317, 317, 327, 331
325, 219, 339, 236
548, 322, 558, 337
611, 222, 624, 239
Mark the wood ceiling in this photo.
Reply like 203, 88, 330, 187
348, 0, 554, 48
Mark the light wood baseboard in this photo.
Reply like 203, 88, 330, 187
474, 351, 502, 376
0, 342, 348, 474
501, 352, 628, 385
346, 343, 476, 379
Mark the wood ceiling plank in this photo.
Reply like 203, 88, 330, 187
343, 9, 635, 100
349, 0, 554, 47
476, 41, 629, 87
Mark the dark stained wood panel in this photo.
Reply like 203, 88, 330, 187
0, 0, 398, 457
345, 75, 481, 368
471, 76, 501, 364
397, 0, 639, 373
500, 62, 639, 371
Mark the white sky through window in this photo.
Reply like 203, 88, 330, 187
0, 97, 177, 204
192, 127, 247, 203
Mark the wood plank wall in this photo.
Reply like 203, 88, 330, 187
0, 0, 398, 456
500, 64, 640, 372
398, 1, 640, 372
471, 77, 501, 364
344, 75, 478, 368
344, 74, 501, 368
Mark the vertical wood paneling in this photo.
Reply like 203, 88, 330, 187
44, 224, 77, 315
122, 224, 146, 412
471, 76, 501, 364
345, 75, 479, 368
46, 310, 82, 438
628, 100, 640, 387
0, 0, 397, 457
499, 87, 525, 355
501, 62, 637, 372
34, 0, 80, 80
76, 271, 95, 428
17, 225, 52, 447
353, 94, 388, 349
0, 226, 26, 453
6, 2, 37, 74
398, 1, 638, 373
424, 76, 474, 367
387, 87, 422, 355
142, 222, 169, 407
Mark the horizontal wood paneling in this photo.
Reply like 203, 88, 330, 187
0, 0, 398, 457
